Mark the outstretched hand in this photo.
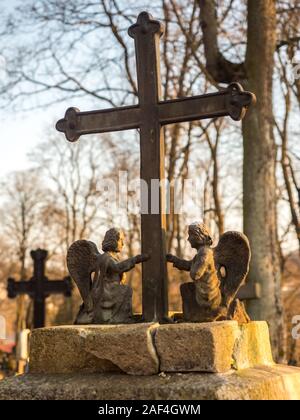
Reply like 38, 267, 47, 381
135, 253, 150, 264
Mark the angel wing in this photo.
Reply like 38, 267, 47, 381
213, 231, 251, 307
67, 240, 101, 312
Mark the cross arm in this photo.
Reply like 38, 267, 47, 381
56, 105, 141, 142
158, 83, 256, 125
7, 278, 35, 298
7, 277, 73, 298
44, 277, 73, 297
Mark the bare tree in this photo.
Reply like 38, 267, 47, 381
30, 134, 110, 253
0, 169, 48, 334
1, 0, 225, 246
195, 0, 287, 360
201, 119, 225, 234
275, 50, 300, 252
0, 170, 47, 278
3, 0, 300, 360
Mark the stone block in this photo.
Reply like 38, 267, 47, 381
232, 321, 274, 369
30, 323, 159, 376
155, 321, 239, 373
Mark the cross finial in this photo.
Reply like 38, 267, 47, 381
227, 83, 256, 121
30, 249, 48, 262
56, 107, 80, 142
128, 11, 164, 38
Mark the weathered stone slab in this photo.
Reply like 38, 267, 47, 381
29, 321, 274, 376
1, 365, 300, 400
233, 321, 274, 370
30, 323, 160, 376
155, 321, 239, 373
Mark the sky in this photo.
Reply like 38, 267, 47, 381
0, 111, 54, 177
0, 0, 132, 179
0, 0, 155, 179
0, 0, 51, 178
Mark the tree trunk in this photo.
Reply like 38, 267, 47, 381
199, 0, 285, 360
243, 0, 285, 361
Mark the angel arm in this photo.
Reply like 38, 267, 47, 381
166, 254, 192, 272
109, 254, 149, 274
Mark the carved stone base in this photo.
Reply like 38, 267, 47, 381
28, 321, 273, 376
1, 366, 300, 400
1, 321, 300, 400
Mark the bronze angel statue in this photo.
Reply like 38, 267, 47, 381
167, 222, 251, 323
67, 228, 149, 324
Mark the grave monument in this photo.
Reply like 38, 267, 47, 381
7, 249, 72, 329
1, 12, 300, 400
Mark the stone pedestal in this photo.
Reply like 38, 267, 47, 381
1, 366, 300, 400
28, 321, 273, 375
1, 321, 300, 400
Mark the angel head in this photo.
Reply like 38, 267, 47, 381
102, 228, 125, 253
188, 222, 213, 249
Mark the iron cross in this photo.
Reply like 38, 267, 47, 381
56, 12, 255, 322
7, 249, 72, 328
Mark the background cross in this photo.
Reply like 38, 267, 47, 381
7, 249, 72, 329
56, 12, 255, 322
